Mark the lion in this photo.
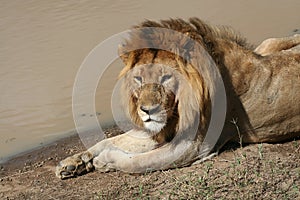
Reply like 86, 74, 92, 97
56, 18, 300, 179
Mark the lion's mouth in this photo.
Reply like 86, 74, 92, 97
138, 108, 167, 133
143, 116, 164, 123
145, 118, 152, 122
141, 115, 166, 133
144, 121, 165, 133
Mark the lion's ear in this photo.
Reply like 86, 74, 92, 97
118, 44, 129, 64
118, 44, 133, 79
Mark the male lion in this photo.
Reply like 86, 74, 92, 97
56, 18, 300, 179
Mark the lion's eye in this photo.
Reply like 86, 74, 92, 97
134, 76, 143, 86
161, 74, 172, 84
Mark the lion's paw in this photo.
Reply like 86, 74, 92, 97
56, 151, 94, 179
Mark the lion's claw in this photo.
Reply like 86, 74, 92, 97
66, 165, 76, 171
56, 152, 94, 179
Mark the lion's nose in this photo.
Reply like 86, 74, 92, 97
140, 104, 160, 115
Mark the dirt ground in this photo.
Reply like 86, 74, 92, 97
1, 126, 299, 200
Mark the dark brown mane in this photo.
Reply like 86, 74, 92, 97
118, 18, 254, 74
137, 18, 253, 49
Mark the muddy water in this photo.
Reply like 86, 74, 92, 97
0, 0, 299, 162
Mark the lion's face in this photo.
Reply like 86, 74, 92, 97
126, 64, 178, 133
120, 49, 206, 140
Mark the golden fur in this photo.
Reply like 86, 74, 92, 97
119, 52, 210, 144
56, 18, 300, 179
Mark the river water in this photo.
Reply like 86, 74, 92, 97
1, 0, 299, 162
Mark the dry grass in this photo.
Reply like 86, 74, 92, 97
95, 141, 300, 200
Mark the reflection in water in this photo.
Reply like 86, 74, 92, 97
0, 0, 299, 162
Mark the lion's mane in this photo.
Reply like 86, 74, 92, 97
117, 18, 253, 141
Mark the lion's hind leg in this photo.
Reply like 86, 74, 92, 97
55, 151, 94, 179
255, 34, 300, 56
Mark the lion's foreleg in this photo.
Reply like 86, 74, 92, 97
92, 137, 201, 173
55, 138, 111, 179
56, 129, 160, 178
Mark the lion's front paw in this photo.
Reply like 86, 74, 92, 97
55, 151, 94, 179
